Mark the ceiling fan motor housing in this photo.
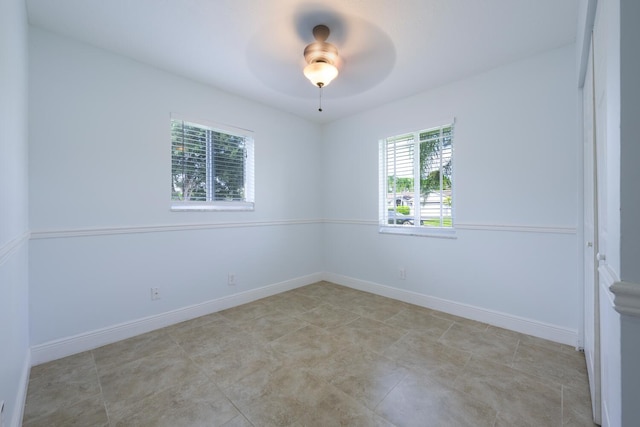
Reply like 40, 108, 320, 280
304, 25, 338, 66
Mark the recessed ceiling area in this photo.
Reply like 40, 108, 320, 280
25, 0, 579, 123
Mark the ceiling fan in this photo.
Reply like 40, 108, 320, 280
245, 9, 395, 112
302, 24, 340, 112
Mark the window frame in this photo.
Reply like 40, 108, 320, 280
378, 121, 455, 238
170, 114, 255, 212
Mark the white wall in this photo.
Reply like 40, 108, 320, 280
28, 28, 324, 348
576, 0, 598, 88
0, 0, 30, 425
322, 45, 580, 341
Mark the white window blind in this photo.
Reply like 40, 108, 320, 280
171, 116, 254, 211
379, 122, 454, 236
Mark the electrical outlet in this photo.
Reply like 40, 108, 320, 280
228, 273, 237, 286
150, 287, 160, 300
399, 267, 406, 280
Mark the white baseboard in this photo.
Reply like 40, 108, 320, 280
30, 273, 322, 366
11, 348, 30, 427
323, 273, 578, 347
30, 270, 579, 365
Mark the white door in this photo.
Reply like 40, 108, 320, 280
583, 39, 602, 424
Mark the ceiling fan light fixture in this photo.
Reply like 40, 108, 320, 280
303, 25, 340, 112
302, 25, 339, 88
303, 61, 339, 87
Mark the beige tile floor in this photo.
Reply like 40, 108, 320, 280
23, 282, 598, 426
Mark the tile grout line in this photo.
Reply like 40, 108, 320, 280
378, 329, 411, 356
510, 339, 521, 368
165, 319, 261, 427
561, 384, 565, 425
90, 350, 110, 426
436, 320, 455, 344
492, 410, 500, 427
372, 369, 410, 415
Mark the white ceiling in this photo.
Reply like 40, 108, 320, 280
26, 0, 579, 124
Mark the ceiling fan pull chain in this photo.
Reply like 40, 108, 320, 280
318, 84, 323, 112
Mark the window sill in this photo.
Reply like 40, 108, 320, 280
379, 225, 457, 239
171, 202, 255, 212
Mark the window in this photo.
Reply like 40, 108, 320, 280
379, 122, 454, 236
171, 115, 254, 211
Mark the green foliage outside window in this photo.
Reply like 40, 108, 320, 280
395, 205, 410, 215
